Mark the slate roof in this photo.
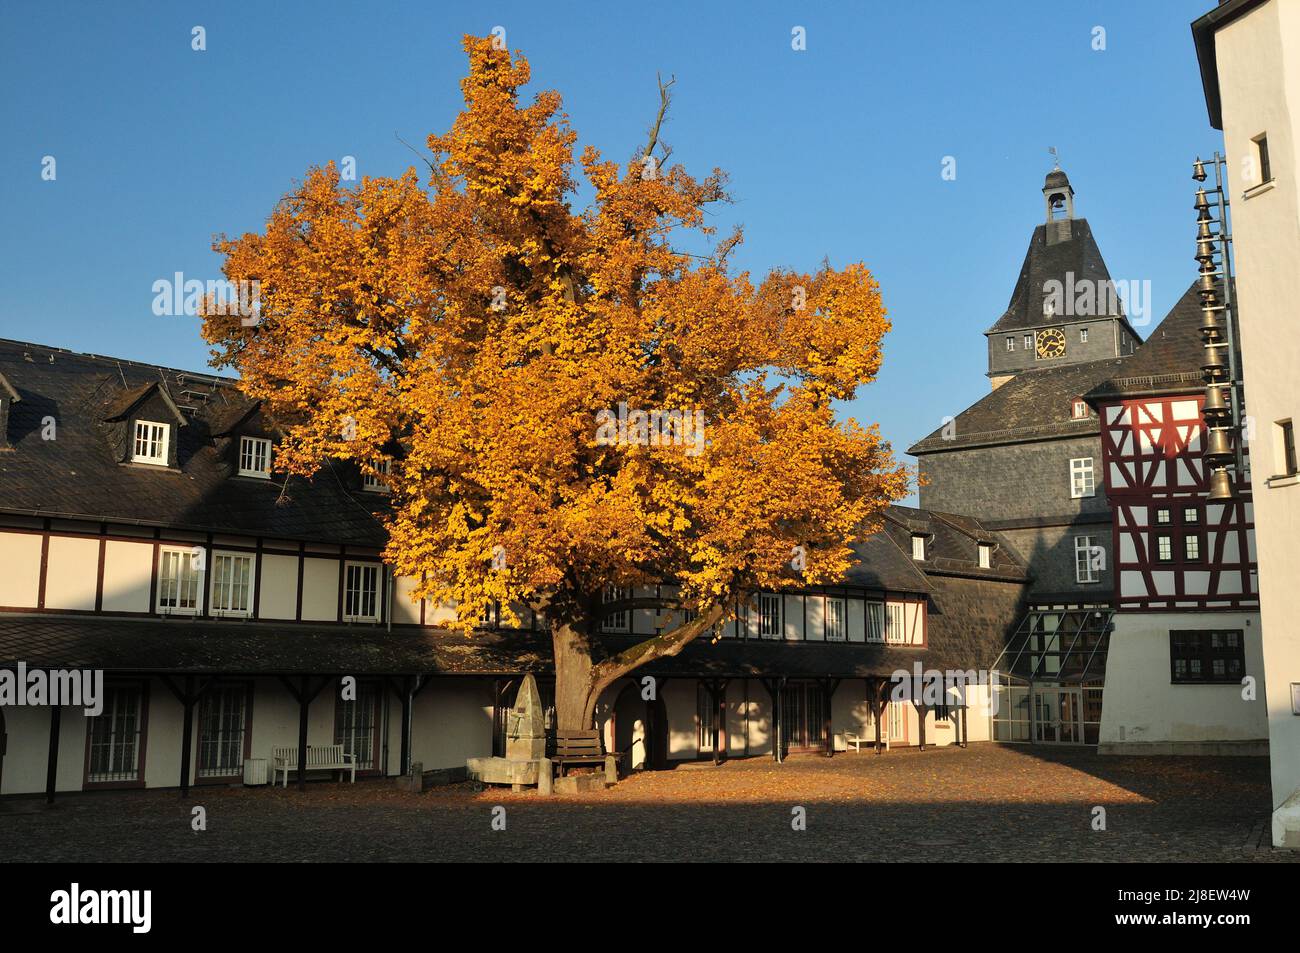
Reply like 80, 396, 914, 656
986, 218, 1131, 334
1085, 282, 1208, 401
0, 615, 549, 676
0, 339, 387, 546
908, 358, 1128, 453
0, 612, 1011, 680
880, 505, 1029, 582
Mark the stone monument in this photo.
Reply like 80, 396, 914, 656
466, 673, 552, 793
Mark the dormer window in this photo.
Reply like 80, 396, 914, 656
911, 535, 926, 561
363, 459, 390, 493
978, 543, 993, 569
1071, 399, 1089, 420
132, 420, 169, 465
237, 436, 272, 478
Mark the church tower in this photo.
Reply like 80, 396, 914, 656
985, 168, 1143, 389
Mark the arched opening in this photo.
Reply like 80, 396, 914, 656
612, 682, 669, 772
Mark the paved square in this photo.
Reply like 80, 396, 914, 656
2, 745, 1294, 862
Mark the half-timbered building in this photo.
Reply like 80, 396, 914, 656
0, 338, 1027, 798
1085, 284, 1265, 753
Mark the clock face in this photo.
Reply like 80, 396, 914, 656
1036, 327, 1067, 360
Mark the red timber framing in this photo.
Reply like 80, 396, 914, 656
1099, 395, 1257, 611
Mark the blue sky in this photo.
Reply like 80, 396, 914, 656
0, 0, 1220, 493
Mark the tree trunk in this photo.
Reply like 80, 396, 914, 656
550, 604, 729, 732
552, 624, 597, 731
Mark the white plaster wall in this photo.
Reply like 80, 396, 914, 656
43, 535, 99, 610
391, 575, 422, 625
257, 553, 298, 620
1099, 612, 1268, 745
0, 532, 42, 606
407, 679, 494, 770
101, 540, 152, 612
300, 558, 337, 621
1215, 0, 1300, 838
663, 679, 699, 760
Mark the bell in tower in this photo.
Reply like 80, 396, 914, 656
1043, 160, 1075, 245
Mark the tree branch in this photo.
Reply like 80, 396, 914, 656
583, 602, 727, 723
638, 73, 675, 169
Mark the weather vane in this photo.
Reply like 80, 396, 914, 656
1048, 146, 1061, 170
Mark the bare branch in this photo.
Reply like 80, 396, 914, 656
639, 72, 676, 166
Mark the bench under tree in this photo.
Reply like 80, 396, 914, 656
552, 730, 619, 783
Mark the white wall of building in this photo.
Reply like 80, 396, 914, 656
1211, 0, 1300, 844
1098, 612, 1267, 753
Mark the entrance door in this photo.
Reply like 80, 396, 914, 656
1032, 687, 1082, 744
780, 683, 827, 751
887, 700, 906, 743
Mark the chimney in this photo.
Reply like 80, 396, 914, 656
0, 372, 19, 450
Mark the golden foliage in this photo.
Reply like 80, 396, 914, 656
203, 36, 910, 634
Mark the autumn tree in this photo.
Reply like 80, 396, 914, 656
202, 36, 910, 731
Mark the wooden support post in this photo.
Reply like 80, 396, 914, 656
960, 704, 969, 748
296, 676, 310, 790
161, 674, 212, 798
279, 676, 329, 790
871, 679, 885, 754
398, 677, 412, 775
915, 702, 928, 751
45, 704, 60, 805
705, 679, 728, 766
819, 678, 840, 757
178, 675, 195, 798
719, 681, 727, 764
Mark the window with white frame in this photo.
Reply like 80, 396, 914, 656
866, 602, 885, 642
1071, 399, 1089, 420
1079, 327, 1088, 343
1070, 457, 1095, 498
978, 543, 992, 569
132, 420, 169, 465
209, 552, 253, 617
237, 436, 272, 478
158, 546, 202, 614
343, 562, 380, 621
1005, 336, 1015, 352
480, 600, 497, 627
601, 586, 629, 633
884, 602, 907, 644
1023, 333, 1033, 350
1074, 536, 1100, 583
911, 535, 926, 561
825, 597, 846, 641
362, 459, 391, 492
758, 592, 782, 639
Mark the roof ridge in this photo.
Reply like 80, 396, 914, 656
0, 337, 239, 387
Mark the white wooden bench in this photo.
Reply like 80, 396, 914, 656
271, 744, 357, 787
843, 729, 890, 753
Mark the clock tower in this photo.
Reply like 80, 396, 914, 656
984, 168, 1143, 388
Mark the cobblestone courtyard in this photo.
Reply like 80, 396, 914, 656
3, 744, 1294, 862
